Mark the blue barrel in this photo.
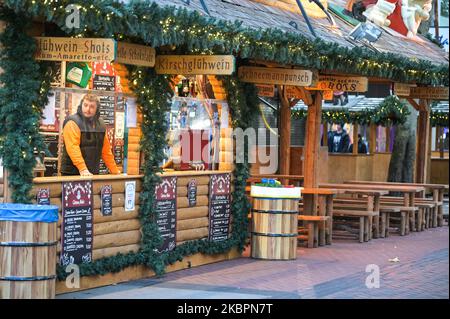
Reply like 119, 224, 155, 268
0, 203, 59, 299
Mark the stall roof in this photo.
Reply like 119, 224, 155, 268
292, 96, 449, 112
149, 0, 448, 66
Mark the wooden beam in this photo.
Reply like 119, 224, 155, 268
369, 124, 377, 154
352, 123, 359, 154
322, 123, 328, 147
278, 85, 291, 185
296, 87, 313, 106
303, 91, 323, 188
415, 99, 431, 183
386, 126, 391, 153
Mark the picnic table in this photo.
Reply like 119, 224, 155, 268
345, 181, 448, 227
319, 184, 389, 242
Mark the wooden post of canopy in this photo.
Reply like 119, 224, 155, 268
278, 85, 291, 186
386, 126, 391, 153
322, 123, 328, 147
415, 99, 431, 183
352, 123, 359, 154
369, 124, 377, 154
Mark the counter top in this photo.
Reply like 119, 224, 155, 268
33, 170, 232, 184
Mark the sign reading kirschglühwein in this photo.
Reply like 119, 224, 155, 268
116, 42, 156, 67
101, 185, 113, 216
307, 75, 369, 92
36, 188, 50, 205
208, 174, 231, 242
155, 55, 235, 75
60, 181, 93, 266
154, 177, 178, 253
34, 37, 116, 62
238, 66, 313, 86
408, 87, 449, 100
393, 83, 417, 96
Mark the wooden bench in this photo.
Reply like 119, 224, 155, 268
333, 209, 379, 243
298, 215, 330, 248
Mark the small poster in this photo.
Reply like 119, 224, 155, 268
101, 185, 113, 216
60, 181, 93, 266
36, 188, 50, 205
115, 112, 125, 139
126, 98, 137, 128
125, 181, 136, 211
208, 174, 231, 242
154, 177, 177, 254
187, 179, 197, 207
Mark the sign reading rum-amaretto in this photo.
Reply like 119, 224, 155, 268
116, 42, 156, 67
307, 75, 368, 92
408, 87, 449, 100
34, 37, 116, 62
238, 66, 313, 86
155, 55, 235, 75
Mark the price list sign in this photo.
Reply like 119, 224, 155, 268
101, 185, 113, 216
154, 177, 178, 254
208, 174, 231, 242
60, 181, 93, 266
93, 74, 116, 126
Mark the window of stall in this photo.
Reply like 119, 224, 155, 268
38, 61, 141, 176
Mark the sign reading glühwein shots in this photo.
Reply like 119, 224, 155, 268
60, 181, 93, 266
208, 174, 231, 242
36, 188, 51, 205
154, 177, 178, 254
101, 185, 113, 216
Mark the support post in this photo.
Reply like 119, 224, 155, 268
278, 85, 291, 185
369, 124, 377, 154
353, 123, 359, 154
415, 99, 430, 183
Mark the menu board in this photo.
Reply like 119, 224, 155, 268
44, 160, 58, 177
188, 179, 197, 207
60, 181, 93, 266
42, 134, 59, 158
93, 74, 116, 126
208, 174, 231, 242
101, 185, 113, 216
154, 177, 177, 254
36, 188, 50, 205
93, 74, 116, 92
114, 139, 124, 165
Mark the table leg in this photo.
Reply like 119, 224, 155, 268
359, 217, 364, 243
326, 195, 333, 245
318, 196, 326, 246
380, 213, 386, 238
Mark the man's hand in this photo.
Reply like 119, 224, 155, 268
80, 169, 93, 176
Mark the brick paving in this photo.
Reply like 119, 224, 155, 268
59, 224, 449, 299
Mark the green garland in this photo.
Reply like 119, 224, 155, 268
0, 8, 53, 203
55, 71, 256, 280
2, 0, 448, 86
430, 111, 449, 127
292, 96, 410, 126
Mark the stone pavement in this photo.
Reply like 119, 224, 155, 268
58, 224, 449, 299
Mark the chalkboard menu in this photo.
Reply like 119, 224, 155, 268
154, 177, 177, 254
101, 185, 113, 216
114, 140, 124, 165
188, 179, 197, 207
42, 134, 59, 158
36, 188, 50, 205
44, 160, 58, 177
208, 174, 231, 242
60, 181, 93, 266
93, 75, 115, 92
99, 95, 115, 126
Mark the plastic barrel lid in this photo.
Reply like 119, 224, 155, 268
0, 203, 59, 223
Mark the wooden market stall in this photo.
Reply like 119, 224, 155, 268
0, 0, 449, 298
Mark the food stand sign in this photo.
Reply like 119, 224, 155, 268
256, 84, 275, 97
116, 42, 156, 67
408, 87, 449, 100
155, 55, 235, 75
307, 75, 369, 92
238, 66, 314, 86
393, 83, 417, 96
34, 37, 116, 62
285, 86, 333, 100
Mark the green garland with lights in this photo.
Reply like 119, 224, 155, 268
430, 111, 449, 127
1, 0, 448, 86
292, 96, 411, 126
54, 70, 256, 280
0, 8, 53, 203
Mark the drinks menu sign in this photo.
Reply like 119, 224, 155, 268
60, 181, 93, 266
154, 177, 178, 254
208, 174, 231, 242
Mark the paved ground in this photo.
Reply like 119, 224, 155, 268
58, 223, 449, 299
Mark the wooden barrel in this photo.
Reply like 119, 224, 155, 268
251, 198, 298, 260
0, 204, 58, 299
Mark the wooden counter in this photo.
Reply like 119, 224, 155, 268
31, 170, 237, 293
